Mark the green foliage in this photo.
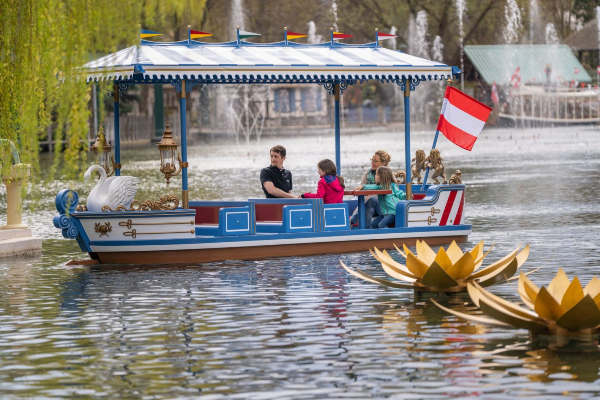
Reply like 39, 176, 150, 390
0, 0, 207, 180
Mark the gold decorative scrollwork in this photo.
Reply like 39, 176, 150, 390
119, 219, 194, 229
123, 229, 195, 239
408, 216, 438, 225
102, 194, 180, 212
409, 207, 440, 217
94, 222, 112, 237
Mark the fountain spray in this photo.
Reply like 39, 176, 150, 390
455, 0, 466, 91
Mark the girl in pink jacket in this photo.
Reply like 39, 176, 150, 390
301, 159, 345, 204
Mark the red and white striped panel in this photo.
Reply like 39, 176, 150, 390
406, 189, 465, 227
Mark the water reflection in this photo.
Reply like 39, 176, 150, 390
0, 127, 600, 397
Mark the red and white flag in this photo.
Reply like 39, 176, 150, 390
510, 67, 521, 89
436, 86, 493, 151
574, 67, 581, 75
490, 82, 499, 105
597, 66, 600, 75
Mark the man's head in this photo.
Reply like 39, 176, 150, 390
270, 145, 286, 169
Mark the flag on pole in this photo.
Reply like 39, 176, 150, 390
490, 82, 499, 105
239, 30, 260, 39
333, 32, 353, 39
190, 30, 213, 39
510, 67, 521, 89
140, 29, 162, 39
377, 32, 397, 40
286, 31, 307, 40
436, 86, 493, 151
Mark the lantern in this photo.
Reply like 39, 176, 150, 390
91, 127, 114, 176
157, 123, 181, 185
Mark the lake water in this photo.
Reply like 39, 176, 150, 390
1, 126, 600, 398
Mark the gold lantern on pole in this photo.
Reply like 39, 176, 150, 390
157, 123, 181, 185
90, 127, 115, 176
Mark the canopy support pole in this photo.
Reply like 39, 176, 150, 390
334, 83, 341, 174
113, 85, 121, 176
180, 80, 189, 209
403, 78, 412, 200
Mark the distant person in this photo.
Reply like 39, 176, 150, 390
300, 159, 345, 204
356, 166, 405, 229
260, 145, 295, 198
350, 150, 392, 227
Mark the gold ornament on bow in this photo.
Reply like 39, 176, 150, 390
434, 269, 600, 334
341, 240, 533, 292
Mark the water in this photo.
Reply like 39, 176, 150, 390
545, 23, 559, 45
230, 0, 245, 33
504, 0, 522, 45
529, 0, 539, 43
306, 21, 322, 45
2, 125, 600, 397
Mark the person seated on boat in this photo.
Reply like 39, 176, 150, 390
350, 150, 392, 227
299, 159, 345, 204
260, 145, 295, 198
356, 166, 405, 229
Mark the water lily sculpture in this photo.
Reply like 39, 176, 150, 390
433, 269, 600, 334
341, 240, 531, 292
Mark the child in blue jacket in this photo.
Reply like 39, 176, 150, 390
357, 166, 406, 228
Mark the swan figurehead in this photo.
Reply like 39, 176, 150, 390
84, 165, 140, 212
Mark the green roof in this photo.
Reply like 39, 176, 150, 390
465, 45, 591, 85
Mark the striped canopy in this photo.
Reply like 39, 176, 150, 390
82, 40, 458, 84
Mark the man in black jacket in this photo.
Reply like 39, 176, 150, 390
260, 145, 296, 198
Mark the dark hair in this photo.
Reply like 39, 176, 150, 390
270, 145, 286, 158
318, 159, 345, 188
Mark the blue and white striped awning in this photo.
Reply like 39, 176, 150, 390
82, 40, 459, 84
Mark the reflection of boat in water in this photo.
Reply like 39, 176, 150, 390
54, 28, 469, 265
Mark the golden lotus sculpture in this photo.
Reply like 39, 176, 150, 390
433, 269, 600, 334
341, 240, 532, 292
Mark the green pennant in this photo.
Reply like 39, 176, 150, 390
239, 30, 261, 39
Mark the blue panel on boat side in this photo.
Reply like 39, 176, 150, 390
282, 205, 313, 233
324, 204, 349, 231
217, 206, 252, 236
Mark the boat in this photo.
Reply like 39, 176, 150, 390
54, 27, 469, 265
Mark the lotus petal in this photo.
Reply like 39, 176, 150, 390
420, 261, 459, 290
469, 240, 484, 262
340, 261, 416, 289
473, 243, 495, 272
446, 252, 476, 280
507, 265, 544, 282
561, 277, 584, 310
535, 287, 567, 321
395, 244, 407, 259
470, 282, 543, 322
547, 268, 571, 303
340, 261, 379, 284
415, 240, 436, 266
479, 298, 548, 333
434, 247, 453, 271
518, 274, 536, 309
556, 295, 600, 331
432, 298, 511, 327
584, 276, 600, 299
406, 252, 429, 278
520, 272, 541, 303
371, 249, 418, 280
446, 240, 464, 264
468, 245, 521, 280
477, 257, 519, 287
